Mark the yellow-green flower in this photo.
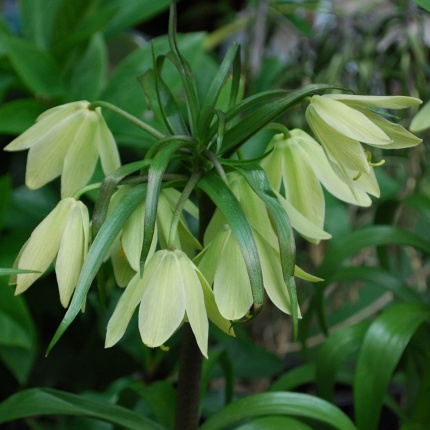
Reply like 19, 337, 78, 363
261, 130, 377, 232
4, 101, 121, 198
11, 198, 89, 307
105, 249, 233, 357
108, 186, 200, 287
410, 99, 430, 132
305, 94, 422, 177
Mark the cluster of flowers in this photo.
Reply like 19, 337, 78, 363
4, 95, 421, 357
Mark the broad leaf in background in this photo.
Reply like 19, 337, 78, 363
0, 388, 163, 429
354, 302, 430, 430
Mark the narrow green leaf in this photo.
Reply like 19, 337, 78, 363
319, 226, 430, 279
198, 43, 240, 136
0, 268, 40, 276
220, 84, 340, 155
140, 51, 189, 135
198, 171, 264, 308
412, 0, 430, 13
236, 416, 314, 430
235, 165, 298, 339
354, 302, 430, 430
167, 0, 200, 134
269, 363, 315, 392
3, 36, 64, 97
200, 392, 357, 430
0, 388, 163, 429
326, 266, 422, 303
92, 159, 151, 240
47, 183, 147, 355
201, 349, 234, 405
316, 322, 369, 401
141, 138, 190, 269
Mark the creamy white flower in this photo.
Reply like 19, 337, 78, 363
4, 101, 121, 198
11, 197, 90, 307
261, 130, 377, 234
305, 94, 422, 175
105, 249, 233, 357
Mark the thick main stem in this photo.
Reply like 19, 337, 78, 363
174, 324, 204, 430
174, 190, 215, 430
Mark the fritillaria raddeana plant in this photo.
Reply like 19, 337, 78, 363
3, 2, 422, 428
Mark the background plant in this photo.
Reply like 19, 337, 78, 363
0, 1, 429, 429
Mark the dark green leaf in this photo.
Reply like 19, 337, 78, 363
269, 363, 315, 392
101, 0, 170, 37
412, 0, 430, 13
167, 0, 200, 134
0, 175, 12, 230
236, 416, 314, 430
134, 381, 176, 430
0, 284, 36, 384
0, 388, 163, 429
201, 349, 234, 405
235, 165, 298, 338
68, 33, 107, 101
47, 183, 147, 355
198, 42, 240, 136
3, 36, 64, 97
316, 322, 369, 401
141, 138, 191, 269
198, 171, 264, 308
200, 392, 357, 430
0, 99, 46, 135
220, 84, 340, 154
354, 302, 430, 430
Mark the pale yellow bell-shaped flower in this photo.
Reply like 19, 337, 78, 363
305, 94, 422, 175
105, 249, 233, 357
4, 101, 121, 198
107, 186, 200, 287
261, 130, 377, 234
10, 197, 90, 307
410, 99, 430, 132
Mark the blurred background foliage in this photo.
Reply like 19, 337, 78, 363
0, 0, 430, 429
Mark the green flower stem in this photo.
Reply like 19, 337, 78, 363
167, 170, 204, 248
174, 190, 215, 430
264, 122, 291, 138
201, 150, 228, 184
89, 101, 165, 140
73, 182, 102, 199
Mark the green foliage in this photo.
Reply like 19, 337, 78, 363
1, 1, 430, 430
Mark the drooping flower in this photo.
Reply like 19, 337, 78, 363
4, 101, 121, 198
10, 197, 90, 307
305, 94, 422, 178
198, 221, 304, 321
261, 130, 378, 232
108, 186, 200, 287
105, 248, 233, 357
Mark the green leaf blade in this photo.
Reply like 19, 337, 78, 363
354, 302, 430, 430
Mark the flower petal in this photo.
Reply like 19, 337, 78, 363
276, 192, 331, 242
139, 251, 186, 348
61, 111, 99, 197
94, 108, 121, 175
213, 228, 253, 320
15, 198, 74, 294
111, 235, 136, 287
326, 94, 422, 109
176, 251, 208, 357
56, 202, 86, 307
309, 95, 392, 145
105, 272, 147, 347
307, 106, 370, 173
294, 265, 323, 282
